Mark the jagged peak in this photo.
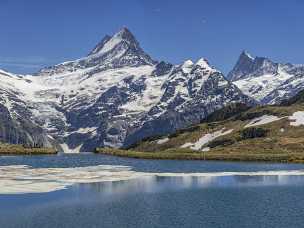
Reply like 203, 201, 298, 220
196, 58, 210, 68
38, 27, 156, 75
115, 27, 136, 40
195, 58, 217, 73
181, 60, 194, 73
179, 58, 218, 74
228, 51, 280, 81
88, 35, 112, 56
88, 27, 139, 56
240, 50, 254, 60
182, 59, 194, 67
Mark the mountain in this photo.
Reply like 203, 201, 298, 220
101, 90, 304, 162
0, 28, 254, 152
229, 51, 304, 104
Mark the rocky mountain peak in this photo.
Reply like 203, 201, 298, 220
88, 27, 140, 57
227, 51, 278, 81
227, 51, 255, 81
181, 60, 194, 73
241, 50, 254, 60
195, 58, 216, 72
38, 27, 156, 76
88, 35, 112, 56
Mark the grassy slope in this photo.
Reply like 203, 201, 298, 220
0, 143, 57, 155
96, 102, 304, 163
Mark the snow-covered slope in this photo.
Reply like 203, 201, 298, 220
229, 51, 304, 104
0, 28, 254, 152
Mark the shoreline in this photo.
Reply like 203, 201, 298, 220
0, 146, 58, 156
95, 148, 304, 164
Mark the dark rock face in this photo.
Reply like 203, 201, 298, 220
152, 61, 173, 76
280, 89, 304, 106
202, 103, 251, 123
0, 97, 52, 147
240, 127, 268, 139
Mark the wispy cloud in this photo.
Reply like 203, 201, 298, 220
0, 56, 52, 69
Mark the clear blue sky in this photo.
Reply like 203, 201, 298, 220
0, 0, 303, 75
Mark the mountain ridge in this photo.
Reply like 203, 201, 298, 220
230, 51, 304, 104
0, 28, 254, 152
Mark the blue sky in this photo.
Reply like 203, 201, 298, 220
0, 0, 303, 74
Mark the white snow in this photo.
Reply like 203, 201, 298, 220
0, 64, 156, 139
181, 129, 233, 151
120, 72, 168, 114
94, 35, 122, 55
76, 127, 97, 134
243, 51, 254, 60
195, 58, 216, 73
245, 115, 285, 128
181, 60, 194, 73
289, 111, 304, 126
233, 68, 294, 102
60, 143, 82, 154
156, 137, 169, 145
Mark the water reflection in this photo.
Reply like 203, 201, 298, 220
81, 175, 304, 196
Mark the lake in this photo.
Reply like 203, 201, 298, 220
1, 154, 304, 228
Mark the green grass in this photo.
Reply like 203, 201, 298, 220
95, 147, 304, 163
0, 143, 57, 155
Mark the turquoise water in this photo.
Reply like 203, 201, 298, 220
1, 154, 304, 228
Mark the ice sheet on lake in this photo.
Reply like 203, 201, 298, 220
1, 165, 304, 194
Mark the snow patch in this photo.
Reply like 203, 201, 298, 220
181, 129, 233, 151
60, 143, 82, 154
181, 60, 194, 73
233, 70, 293, 102
245, 115, 285, 128
202, 147, 210, 152
195, 58, 216, 73
289, 111, 304, 126
156, 137, 169, 145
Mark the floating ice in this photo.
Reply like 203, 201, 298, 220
2, 165, 304, 194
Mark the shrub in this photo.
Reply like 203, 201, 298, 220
202, 103, 250, 123
239, 127, 268, 140
207, 138, 235, 148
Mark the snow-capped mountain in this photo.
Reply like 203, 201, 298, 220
0, 28, 253, 152
229, 51, 304, 104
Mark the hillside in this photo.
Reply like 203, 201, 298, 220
96, 90, 304, 163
